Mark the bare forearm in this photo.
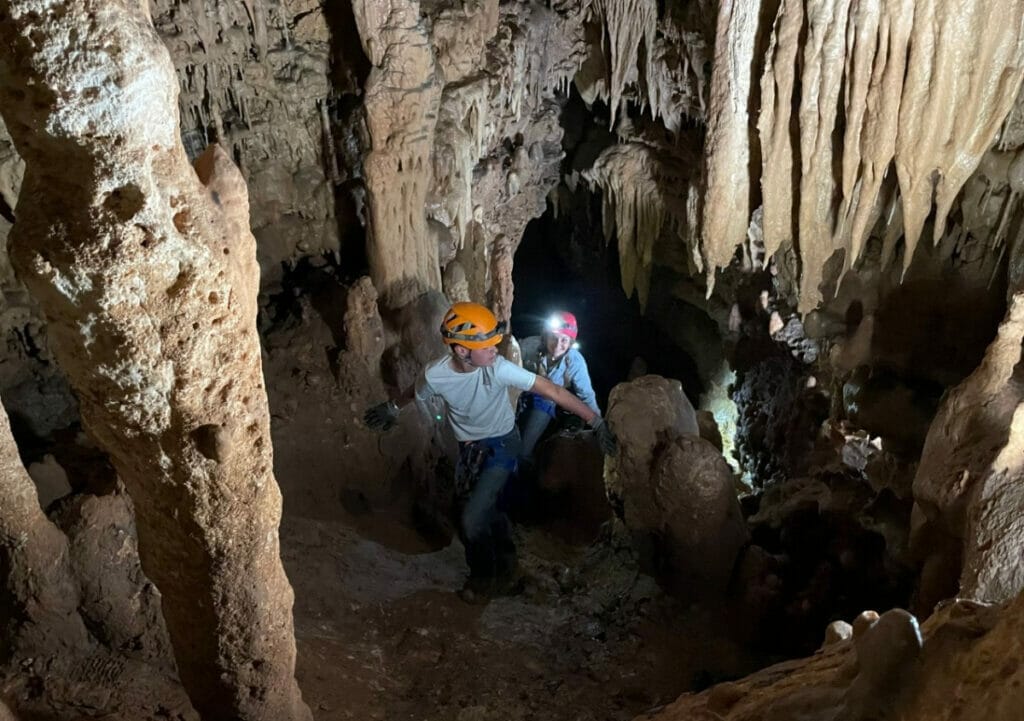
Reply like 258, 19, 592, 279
532, 377, 599, 424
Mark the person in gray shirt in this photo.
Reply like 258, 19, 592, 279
364, 302, 616, 598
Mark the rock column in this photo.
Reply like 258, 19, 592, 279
0, 2, 310, 718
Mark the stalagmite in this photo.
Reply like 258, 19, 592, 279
0, 2, 310, 719
702, 0, 762, 293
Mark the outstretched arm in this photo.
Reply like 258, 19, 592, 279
567, 353, 600, 414
531, 376, 598, 424
531, 376, 617, 454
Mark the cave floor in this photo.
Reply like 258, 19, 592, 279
264, 312, 753, 721
281, 512, 744, 721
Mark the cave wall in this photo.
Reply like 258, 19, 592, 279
152, 0, 346, 291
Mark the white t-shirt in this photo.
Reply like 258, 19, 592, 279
416, 354, 537, 441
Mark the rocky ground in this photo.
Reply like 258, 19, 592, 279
283, 516, 751, 721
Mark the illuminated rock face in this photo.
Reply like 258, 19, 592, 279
0, 2, 309, 719
605, 375, 748, 598
701, 0, 1024, 311
912, 292, 1024, 607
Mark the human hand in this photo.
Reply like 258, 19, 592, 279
590, 417, 618, 456
364, 400, 399, 431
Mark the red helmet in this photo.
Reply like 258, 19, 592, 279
440, 302, 506, 349
546, 311, 578, 339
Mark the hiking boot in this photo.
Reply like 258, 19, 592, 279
458, 574, 495, 604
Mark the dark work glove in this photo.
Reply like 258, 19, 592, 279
590, 417, 618, 456
364, 400, 400, 431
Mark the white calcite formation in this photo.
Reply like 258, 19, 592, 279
703, 0, 1024, 311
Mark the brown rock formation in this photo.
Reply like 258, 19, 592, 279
913, 291, 1024, 606
0, 404, 90, 662
605, 375, 747, 597
352, 0, 444, 308
151, 0, 342, 286
0, 2, 309, 719
641, 596, 1024, 721
50, 491, 175, 670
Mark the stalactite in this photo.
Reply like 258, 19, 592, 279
839, 0, 913, 271
706, 0, 1024, 312
795, 0, 852, 313
586, 142, 693, 310
758, 0, 804, 262
319, 99, 341, 185
835, 0, 882, 270
590, 0, 658, 128
896, 0, 1024, 274
702, 0, 762, 295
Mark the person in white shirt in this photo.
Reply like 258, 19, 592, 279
365, 302, 617, 596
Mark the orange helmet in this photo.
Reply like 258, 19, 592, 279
440, 302, 506, 349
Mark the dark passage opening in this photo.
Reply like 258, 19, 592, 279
511, 213, 703, 410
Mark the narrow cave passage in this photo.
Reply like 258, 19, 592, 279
511, 212, 704, 409
258, 260, 755, 721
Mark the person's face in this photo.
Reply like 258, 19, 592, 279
545, 332, 572, 360
457, 344, 499, 367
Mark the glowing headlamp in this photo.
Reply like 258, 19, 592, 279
547, 316, 575, 333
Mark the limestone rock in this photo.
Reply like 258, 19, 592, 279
50, 491, 175, 671
151, 0, 340, 284
822, 620, 852, 646
0, 2, 310, 717
704, 0, 1024, 311
26, 454, 71, 510
0, 405, 90, 662
696, 409, 723, 451
352, 0, 443, 308
343, 276, 385, 364
913, 292, 1024, 605
640, 598, 1024, 721
606, 375, 746, 597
